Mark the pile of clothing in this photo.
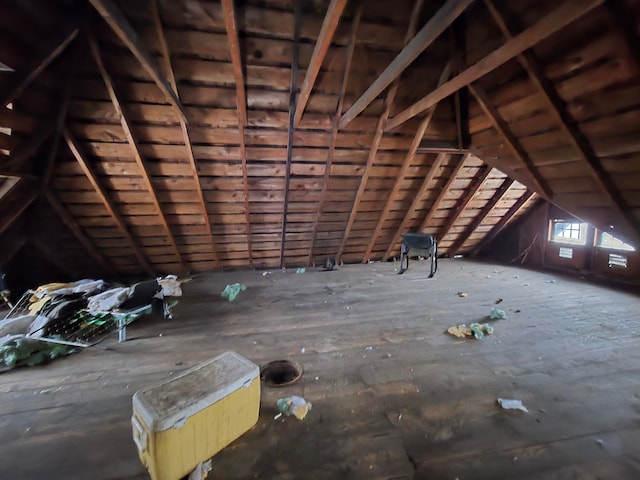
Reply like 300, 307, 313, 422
0, 276, 183, 371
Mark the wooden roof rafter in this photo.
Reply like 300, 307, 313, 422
362, 61, 452, 262
293, 0, 349, 128
44, 188, 116, 275
483, 0, 640, 243
339, 0, 475, 128
308, 4, 362, 266
386, 0, 607, 131
336, 0, 426, 262
63, 129, 155, 276
383, 152, 449, 261
150, 0, 222, 269
0, 25, 78, 108
448, 176, 515, 255
470, 189, 536, 256
468, 83, 553, 199
220, 0, 248, 126
88, 0, 188, 123
436, 163, 492, 244
0, 181, 38, 236
87, 33, 187, 272
416, 153, 470, 233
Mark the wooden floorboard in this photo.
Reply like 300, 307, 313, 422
1, 259, 639, 479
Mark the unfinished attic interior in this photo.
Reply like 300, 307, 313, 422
1, 0, 640, 478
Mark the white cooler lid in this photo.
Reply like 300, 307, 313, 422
132, 351, 259, 431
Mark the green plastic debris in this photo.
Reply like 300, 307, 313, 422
469, 322, 494, 339
221, 283, 246, 301
489, 308, 507, 320
275, 395, 312, 420
0, 337, 76, 370
296, 268, 306, 274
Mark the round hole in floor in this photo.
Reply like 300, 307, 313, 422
260, 359, 303, 387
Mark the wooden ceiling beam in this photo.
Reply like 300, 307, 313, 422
436, 163, 492, 244
468, 83, 553, 199
417, 153, 469, 233
151, 0, 222, 269
44, 188, 116, 275
63, 129, 155, 276
470, 190, 536, 256
362, 62, 452, 262
308, 5, 362, 266
280, 0, 302, 269
294, 0, 348, 128
448, 176, 515, 254
386, 0, 605, 130
483, 0, 640, 242
89, 0, 187, 123
336, 0, 425, 261
4, 115, 57, 171
0, 26, 78, 108
220, 0, 248, 126
88, 34, 187, 272
383, 152, 449, 261
339, 0, 474, 128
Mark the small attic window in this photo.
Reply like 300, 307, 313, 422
597, 232, 635, 252
0, 103, 12, 156
550, 220, 588, 246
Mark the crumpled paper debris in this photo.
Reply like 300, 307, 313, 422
275, 395, 312, 420
447, 323, 494, 339
497, 398, 528, 413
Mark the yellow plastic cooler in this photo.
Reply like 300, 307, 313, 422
131, 351, 260, 480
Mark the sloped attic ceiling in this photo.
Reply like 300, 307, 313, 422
0, 0, 638, 277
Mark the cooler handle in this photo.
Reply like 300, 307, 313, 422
132, 416, 148, 452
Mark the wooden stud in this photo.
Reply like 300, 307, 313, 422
4, 115, 57, 171
470, 190, 536, 256
0, 171, 38, 180
0, 27, 78, 108
362, 62, 452, 262
294, 0, 349, 128
280, 0, 302, 268
336, 0, 425, 261
238, 123, 253, 267
386, 0, 606, 130
63, 129, 155, 276
467, 83, 554, 199
0, 181, 38, 236
339, 0, 474, 128
436, 163, 492, 244
220, 0, 248, 126
151, 0, 222, 268
308, 5, 362, 266
448, 176, 515, 255
484, 0, 640, 243
417, 153, 469, 233
88, 0, 188, 123
383, 153, 449, 261
44, 188, 117, 275
88, 34, 186, 271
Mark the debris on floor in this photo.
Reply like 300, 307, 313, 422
457, 292, 468, 298
221, 283, 246, 301
275, 395, 312, 420
495, 298, 503, 304
497, 398, 529, 413
447, 325, 472, 338
187, 460, 212, 480
447, 322, 494, 340
0, 276, 184, 371
296, 268, 306, 274
489, 308, 507, 320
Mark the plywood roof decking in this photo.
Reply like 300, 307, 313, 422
2, 261, 640, 479
0, 0, 638, 277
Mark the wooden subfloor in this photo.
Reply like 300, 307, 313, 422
1, 259, 640, 479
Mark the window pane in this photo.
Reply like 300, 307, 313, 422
551, 220, 587, 246
598, 232, 635, 252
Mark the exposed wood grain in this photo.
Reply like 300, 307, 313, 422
88, 0, 187, 123
386, 0, 606, 130
151, 0, 221, 269
339, 0, 474, 127
88, 34, 186, 272
468, 83, 553, 199
362, 62, 452, 262
293, 0, 348, 127
220, 0, 248, 126
336, 0, 425, 262
448, 176, 515, 254
44, 188, 116, 275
